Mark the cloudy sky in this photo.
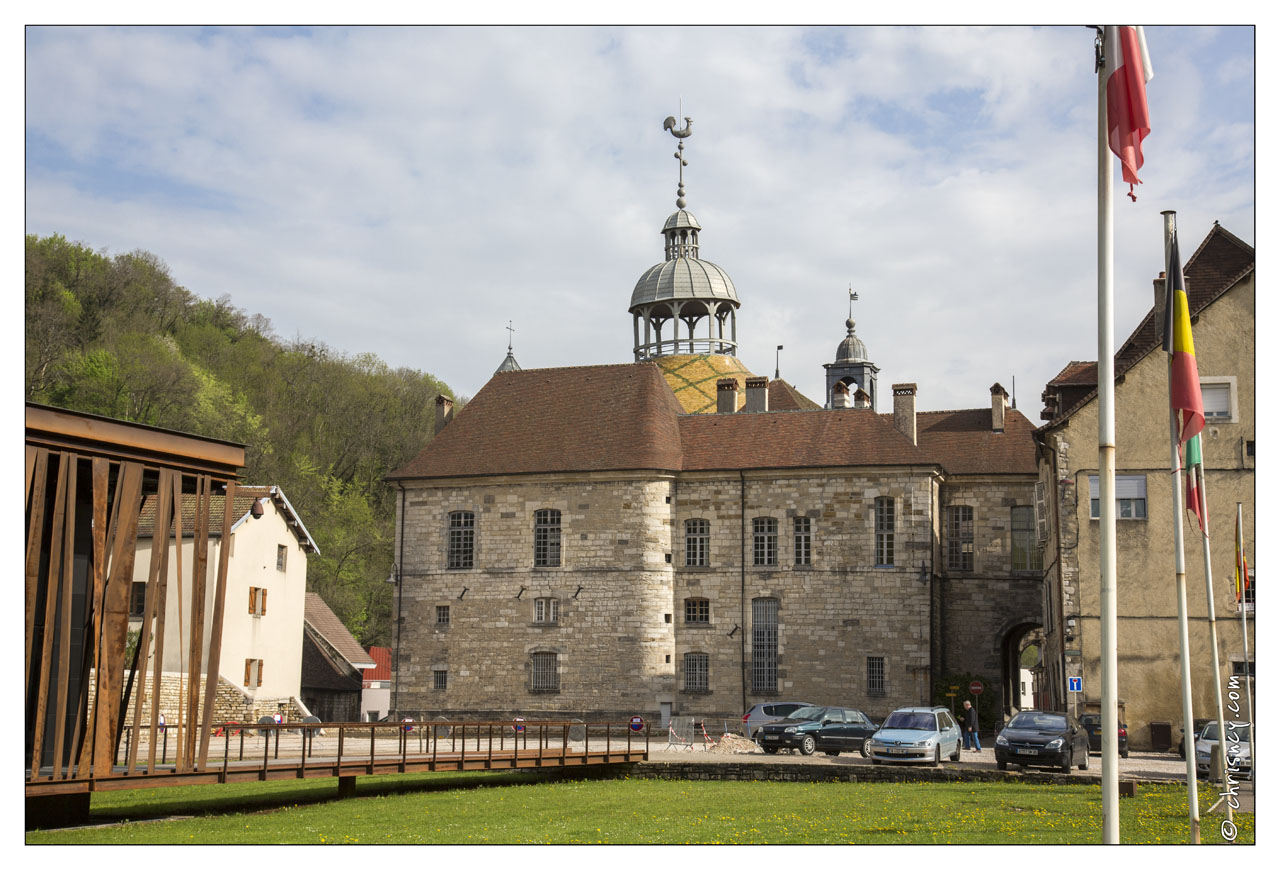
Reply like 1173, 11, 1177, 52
24, 24, 1255, 413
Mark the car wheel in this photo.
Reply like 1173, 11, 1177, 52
800, 735, 816, 756
763, 747, 778, 754
1078, 749, 1088, 771
1121, 749, 1129, 759
1061, 749, 1072, 774
860, 738, 872, 758
950, 741, 961, 762
997, 759, 1007, 771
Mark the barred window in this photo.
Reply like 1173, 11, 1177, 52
531, 652, 559, 692
534, 597, 559, 623
433, 668, 448, 691
874, 497, 895, 566
447, 511, 475, 569
684, 597, 710, 624
793, 517, 812, 566
534, 509, 561, 567
276, 544, 287, 572
685, 518, 710, 567
753, 517, 777, 566
684, 652, 709, 693
436, 605, 450, 626
867, 656, 886, 696
1011, 506, 1043, 572
751, 597, 779, 694
130, 582, 147, 618
946, 505, 974, 572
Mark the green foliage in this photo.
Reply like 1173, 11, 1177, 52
24, 233, 452, 646
933, 673, 1001, 733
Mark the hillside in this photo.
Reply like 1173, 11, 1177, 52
25, 233, 453, 646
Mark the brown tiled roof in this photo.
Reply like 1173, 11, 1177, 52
136, 484, 318, 552
1041, 223, 1254, 430
388, 364, 686, 479
304, 593, 376, 668
365, 646, 392, 682
767, 379, 822, 411
909, 408, 1039, 475
300, 631, 362, 692
1047, 361, 1097, 387
679, 408, 935, 471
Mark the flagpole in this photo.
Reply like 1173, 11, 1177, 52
1096, 33, 1121, 845
1191, 455, 1231, 826
1236, 503, 1254, 765
1163, 211, 1201, 842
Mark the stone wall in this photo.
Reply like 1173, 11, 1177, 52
89, 670, 308, 727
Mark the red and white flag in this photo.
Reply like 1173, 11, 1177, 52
1104, 25, 1153, 201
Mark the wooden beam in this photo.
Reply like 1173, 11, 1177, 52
184, 477, 211, 768
73, 458, 112, 779
128, 471, 168, 775
147, 470, 174, 772
51, 454, 79, 779
29, 452, 69, 779
171, 473, 187, 771
197, 481, 236, 769
24, 448, 50, 696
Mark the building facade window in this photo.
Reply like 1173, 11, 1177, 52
1011, 506, 1043, 571
433, 668, 448, 690
685, 518, 710, 567
684, 652, 710, 693
244, 658, 263, 688
867, 656, 886, 696
875, 497, 895, 566
1089, 475, 1147, 519
531, 651, 559, 692
534, 597, 560, 623
436, 604, 450, 626
534, 509, 561, 567
751, 597, 779, 694
793, 517, 812, 566
130, 582, 147, 618
447, 511, 475, 569
946, 505, 974, 572
1200, 377, 1236, 422
684, 597, 710, 624
276, 544, 287, 572
248, 586, 267, 616
1231, 660, 1256, 678
753, 517, 778, 566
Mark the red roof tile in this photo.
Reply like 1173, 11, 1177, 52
365, 646, 392, 681
910, 408, 1039, 475
767, 379, 822, 411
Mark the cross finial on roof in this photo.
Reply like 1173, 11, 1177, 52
506, 320, 515, 353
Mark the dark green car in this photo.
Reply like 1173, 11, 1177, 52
756, 705, 878, 756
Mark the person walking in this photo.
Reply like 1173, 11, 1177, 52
963, 700, 982, 752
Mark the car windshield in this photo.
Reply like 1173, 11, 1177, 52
1201, 722, 1251, 741
882, 711, 936, 731
787, 706, 826, 720
1008, 713, 1067, 731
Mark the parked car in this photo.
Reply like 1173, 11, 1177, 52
1195, 721, 1252, 779
1177, 719, 1212, 758
994, 710, 1090, 773
864, 706, 962, 765
742, 701, 816, 739
756, 705, 878, 756
1079, 713, 1129, 757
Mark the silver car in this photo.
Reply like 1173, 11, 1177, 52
865, 706, 963, 765
742, 701, 816, 739
1196, 721, 1252, 779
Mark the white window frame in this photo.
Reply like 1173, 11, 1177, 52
1199, 376, 1238, 423
1088, 475, 1147, 520
534, 597, 560, 624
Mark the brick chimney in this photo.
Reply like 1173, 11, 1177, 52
744, 376, 769, 413
991, 382, 1008, 432
831, 381, 852, 409
893, 383, 917, 445
716, 378, 739, 414
435, 394, 455, 435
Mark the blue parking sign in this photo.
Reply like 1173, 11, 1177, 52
1068, 676, 1082, 693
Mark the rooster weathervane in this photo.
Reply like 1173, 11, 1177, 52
663, 115, 693, 209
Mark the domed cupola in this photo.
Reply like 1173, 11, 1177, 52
823, 292, 880, 410
630, 116, 741, 360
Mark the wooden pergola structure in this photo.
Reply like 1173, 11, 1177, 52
25, 403, 245, 825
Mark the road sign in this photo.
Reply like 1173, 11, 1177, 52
950, 685, 959, 691
513, 717, 526, 733
629, 715, 645, 732
1068, 676, 1083, 693
402, 717, 414, 732
969, 681, 983, 695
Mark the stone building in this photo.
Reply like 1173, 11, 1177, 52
387, 120, 1045, 729
1035, 222, 1255, 750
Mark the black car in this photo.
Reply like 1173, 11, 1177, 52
1177, 719, 1212, 758
995, 710, 1091, 772
1079, 713, 1129, 757
757, 705, 878, 756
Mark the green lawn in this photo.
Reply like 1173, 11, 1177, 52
28, 773, 1252, 845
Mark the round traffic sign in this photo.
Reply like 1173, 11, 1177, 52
402, 717, 415, 732
629, 715, 645, 732
513, 716, 526, 733
969, 681, 984, 695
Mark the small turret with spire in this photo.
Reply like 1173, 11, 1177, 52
495, 321, 522, 375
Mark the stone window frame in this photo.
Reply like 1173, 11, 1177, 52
1010, 506, 1043, 573
432, 668, 448, 691
751, 597, 780, 695
530, 650, 560, 693
793, 516, 812, 566
874, 497, 895, 566
684, 597, 711, 625
435, 604, 450, 627
534, 596, 560, 625
446, 510, 476, 570
685, 518, 711, 567
682, 651, 711, 694
945, 504, 975, 572
752, 517, 778, 567
533, 509, 562, 568
866, 655, 887, 697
